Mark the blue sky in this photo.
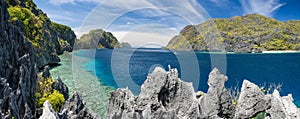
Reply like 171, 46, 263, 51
33, 0, 300, 47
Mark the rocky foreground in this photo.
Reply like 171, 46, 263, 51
107, 67, 300, 119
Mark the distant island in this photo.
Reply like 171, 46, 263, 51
167, 14, 300, 53
75, 29, 132, 49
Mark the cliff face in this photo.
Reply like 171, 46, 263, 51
107, 66, 300, 119
0, 0, 37, 118
75, 29, 119, 49
0, 0, 96, 118
5, 0, 76, 67
167, 14, 300, 52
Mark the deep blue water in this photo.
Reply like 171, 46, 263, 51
75, 49, 300, 107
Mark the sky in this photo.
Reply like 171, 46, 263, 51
33, 0, 300, 48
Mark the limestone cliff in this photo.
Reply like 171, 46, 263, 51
5, 0, 76, 67
0, 0, 95, 118
0, 0, 38, 117
75, 29, 119, 49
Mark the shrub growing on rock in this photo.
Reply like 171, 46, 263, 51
35, 74, 65, 111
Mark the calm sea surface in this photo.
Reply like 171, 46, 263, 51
75, 49, 300, 107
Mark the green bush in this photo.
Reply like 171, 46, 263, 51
7, 6, 43, 48
36, 74, 65, 111
37, 90, 65, 111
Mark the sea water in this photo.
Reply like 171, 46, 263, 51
75, 48, 300, 107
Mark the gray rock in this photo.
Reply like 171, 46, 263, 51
298, 109, 300, 118
107, 88, 137, 119
108, 66, 201, 119
23, 103, 33, 119
280, 94, 299, 119
199, 68, 234, 118
234, 80, 271, 119
39, 100, 59, 119
266, 89, 300, 119
52, 77, 69, 100
0, 0, 38, 117
108, 66, 300, 119
61, 92, 98, 119
42, 66, 51, 78
266, 90, 287, 119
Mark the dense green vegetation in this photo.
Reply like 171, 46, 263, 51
167, 14, 300, 52
75, 29, 120, 49
8, 6, 43, 48
35, 74, 65, 111
5, 0, 76, 67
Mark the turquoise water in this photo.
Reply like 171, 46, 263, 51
74, 49, 300, 107
50, 51, 114, 118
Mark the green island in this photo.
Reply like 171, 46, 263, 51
0, 0, 299, 118
75, 29, 131, 49
167, 14, 300, 52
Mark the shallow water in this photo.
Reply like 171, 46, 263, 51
50, 51, 114, 118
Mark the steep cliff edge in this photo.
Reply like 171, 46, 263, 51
0, 0, 38, 118
5, 0, 76, 67
107, 66, 300, 119
167, 14, 300, 52
0, 0, 95, 118
75, 29, 132, 49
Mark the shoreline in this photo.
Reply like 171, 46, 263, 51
261, 50, 300, 53
50, 51, 115, 118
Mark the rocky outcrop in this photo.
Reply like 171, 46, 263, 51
38, 66, 96, 119
0, 0, 38, 118
199, 68, 235, 118
61, 92, 98, 119
5, 0, 76, 68
1, 0, 95, 118
234, 80, 272, 118
39, 100, 60, 119
75, 29, 119, 49
298, 109, 300, 118
39, 92, 97, 119
266, 90, 299, 119
108, 66, 300, 119
52, 77, 69, 100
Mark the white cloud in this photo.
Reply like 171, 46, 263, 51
239, 0, 285, 17
111, 24, 179, 47
113, 31, 175, 48
209, 0, 229, 6
49, 0, 102, 5
75, 0, 211, 47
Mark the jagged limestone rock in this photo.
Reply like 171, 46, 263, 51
266, 89, 299, 119
39, 100, 59, 119
52, 77, 69, 100
61, 92, 98, 119
0, 0, 38, 118
199, 68, 235, 118
108, 67, 300, 119
108, 67, 201, 119
234, 80, 271, 119
107, 88, 137, 119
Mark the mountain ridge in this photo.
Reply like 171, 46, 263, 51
167, 14, 300, 52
